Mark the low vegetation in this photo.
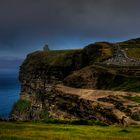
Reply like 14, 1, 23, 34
128, 114, 140, 121
43, 119, 107, 126
0, 121, 140, 140
24, 49, 82, 68
123, 96, 140, 104
111, 78, 140, 92
125, 48, 140, 60
12, 100, 31, 113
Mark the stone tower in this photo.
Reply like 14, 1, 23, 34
43, 44, 50, 51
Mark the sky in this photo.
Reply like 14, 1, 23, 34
0, 0, 140, 70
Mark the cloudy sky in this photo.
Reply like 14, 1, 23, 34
0, 0, 140, 67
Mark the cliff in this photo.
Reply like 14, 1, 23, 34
12, 38, 140, 125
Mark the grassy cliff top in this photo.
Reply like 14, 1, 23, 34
125, 48, 140, 60
21, 39, 140, 74
117, 38, 140, 60
22, 49, 82, 71
28, 49, 81, 64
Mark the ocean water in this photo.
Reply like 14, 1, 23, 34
0, 73, 20, 118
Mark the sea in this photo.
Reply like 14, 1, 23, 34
0, 73, 20, 118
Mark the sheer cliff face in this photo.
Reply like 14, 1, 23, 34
16, 49, 84, 120
19, 42, 114, 100
19, 43, 112, 105
12, 40, 140, 124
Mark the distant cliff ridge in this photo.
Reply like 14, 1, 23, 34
12, 38, 140, 125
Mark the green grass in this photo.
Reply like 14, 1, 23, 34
125, 48, 140, 60
23, 49, 82, 71
123, 96, 140, 104
0, 121, 140, 140
49, 49, 82, 54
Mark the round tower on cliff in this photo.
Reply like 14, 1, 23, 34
43, 44, 50, 51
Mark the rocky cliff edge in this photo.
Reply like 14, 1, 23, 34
12, 39, 140, 125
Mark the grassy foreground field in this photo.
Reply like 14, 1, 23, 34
0, 122, 140, 140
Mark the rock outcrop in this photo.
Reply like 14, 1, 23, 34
12, 38, 140, 124
63, 65, 140, 91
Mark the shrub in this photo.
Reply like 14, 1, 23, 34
12, 100, 31, 113
40, 110, 49, 120
129, 113, 140, 121
43, 119, 107, 126
36, 93, 45, 101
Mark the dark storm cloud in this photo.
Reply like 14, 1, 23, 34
0, 0, 140, 57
